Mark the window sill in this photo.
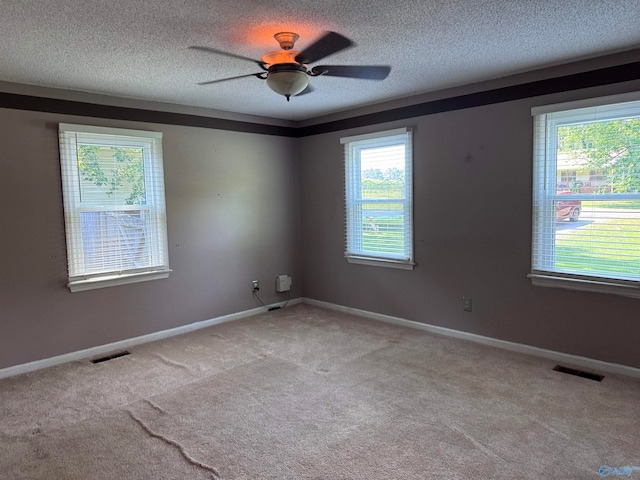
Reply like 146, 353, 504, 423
68, 269, 172, 292
346, 255, 415, 270
528, 273, 640, 299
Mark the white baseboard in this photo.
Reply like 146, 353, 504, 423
6, 296, 637, 381
0, 298, 301, 380
302, 297, 640, 379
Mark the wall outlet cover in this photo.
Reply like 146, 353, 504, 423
462, 297, 472, 312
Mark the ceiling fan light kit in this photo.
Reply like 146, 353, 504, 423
190, 31, 391, 102
265, 65, 309, 100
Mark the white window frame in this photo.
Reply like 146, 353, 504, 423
59, 124, 171, 292
530, 92, 640, 298
342, 127, 414, 270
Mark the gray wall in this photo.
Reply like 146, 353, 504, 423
2, 55, 640, 373
299, 81, 640, 370
0, 108, 300, 369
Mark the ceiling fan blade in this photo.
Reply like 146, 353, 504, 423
189, 46, 266, 67
312, 65, 391, 80
198, 73, 264, 86
295, 84, 314, 96
294, 31, 353, 65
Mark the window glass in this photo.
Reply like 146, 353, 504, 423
342, 128, 414, 269
531, 97, 640, 292
59, 124, 170, 291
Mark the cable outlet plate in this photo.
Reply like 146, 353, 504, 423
276, 275, 291, 292
252, 280, 259, 291
462, 297, 472, 312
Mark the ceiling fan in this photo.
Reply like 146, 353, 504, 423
189, 31, 391, 101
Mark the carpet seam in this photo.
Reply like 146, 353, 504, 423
443, 419, 508, 464
151, 353, 193, 373
523, 413, 571, 441
127, 409, 221, 479
118, 355, 273, 411
144, 398, 168, 415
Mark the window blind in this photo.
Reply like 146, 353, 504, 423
342, 128, 413, 267
531, 97, 640, 287
59, 124, 170, 290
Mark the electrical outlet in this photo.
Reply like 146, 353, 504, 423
462, 297, 472, 312
252, 280, 259, 292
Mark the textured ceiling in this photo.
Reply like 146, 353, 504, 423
1, 0, 639, 122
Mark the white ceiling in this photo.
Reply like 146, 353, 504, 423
1, 0, 639, 122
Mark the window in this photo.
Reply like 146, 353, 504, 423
342, 128, 414, 269
59, 124, 170, 292
530, 93, 640, 297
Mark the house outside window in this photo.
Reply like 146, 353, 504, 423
530, 94, 640, 297
589, 169, 605, 183
342, 128, 414, 269
560, 169, 576, 185
59, 124, 170, 292
558, 169, 577, 189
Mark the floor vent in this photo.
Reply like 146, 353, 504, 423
553, 365, 604, 382
91, 351, 131, 364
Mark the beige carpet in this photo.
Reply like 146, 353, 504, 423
1, 304, 639, 479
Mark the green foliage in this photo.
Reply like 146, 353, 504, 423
78, 146, 145, 205
113, 148, 146, 205
359, 167, 407, 255
385, 167, 404, 182
363, 168, 384, 180
556, 218, 640, 277
362, 216, 404, 255
77, 145, 108, 187
582, 200, 640, 210
558, 119, 640, 193
362, 167, 404, 182
362, 181, 404, 199
361, 168, 405, 200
